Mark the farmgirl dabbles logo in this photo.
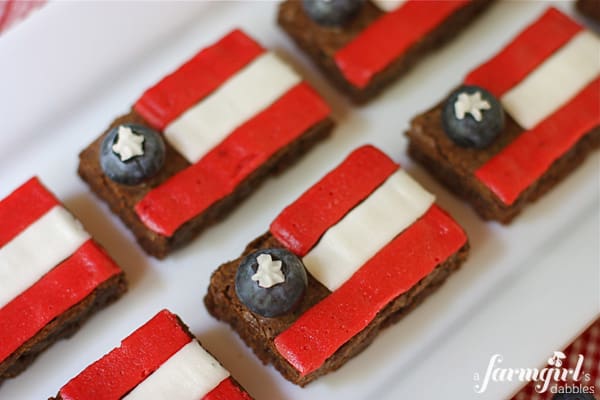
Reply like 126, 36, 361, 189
473, 351, 595, 394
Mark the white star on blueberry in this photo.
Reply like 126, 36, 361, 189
454, 91, 491, 122
251, 254, 285, 288
112, 125, 145, 161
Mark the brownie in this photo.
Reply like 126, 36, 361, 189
405, 8, 600, 223
50, 309, 253, 399
78, 29, 335, 259
79, 110, 333, 259
204, 145, 469, 386
576, 0, 600, 23
205, 232, 469, 386
407, 102, 600, 223
277, 0, 495, 103
0, 178, 128, 385
0, 274, 126, 386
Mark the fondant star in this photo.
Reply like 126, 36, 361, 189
112, 125, 145, 161
454, 91, 491, 122
251, 254, 285, 288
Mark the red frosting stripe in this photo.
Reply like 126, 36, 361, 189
465, 8, 582, 97
274, 205, 467, 376
135, 82, 331, 237
334, 0, 469, 88
0, 177, 59, 247
134, 29, 265, 130
270, 145, 398, 256
59, 309, 192, 400
202, 377, 252, 400
0, 240, 121, 364
475, 77, 600, 206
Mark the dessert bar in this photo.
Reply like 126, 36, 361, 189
51, 310, 252, 399
0, 178, 126, 384
78, 29, 334, 258
205, 145, 468, 385
406, 8, 600, 223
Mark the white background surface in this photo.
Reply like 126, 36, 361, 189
0, 1, 598, 399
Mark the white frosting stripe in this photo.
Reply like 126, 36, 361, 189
0, 206, 90, 309
371, 0, 406, 12
164, 52, 302, 163
303, 169, 435, 292
123, 340, 230, 400
501, 31, 600, 129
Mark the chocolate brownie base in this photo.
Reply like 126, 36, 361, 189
406, 102, 600, 223
49, 312, 253, 400
204, 232, 469, 386
0, 273, 126, 385
78, 110, 334, 259
576, 0, 600, 23
277, 0, 494, 104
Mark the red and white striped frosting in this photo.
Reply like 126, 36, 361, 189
58, 310, 251, 400
0, 178, 122, 364
466, 8, 600, 205
334, 0, 470, 88
269, 146, 467, 376
132, 29, 331, 237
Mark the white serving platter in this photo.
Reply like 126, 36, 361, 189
0, 1, 598, 399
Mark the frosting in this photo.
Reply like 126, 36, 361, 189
251, 253, 285, 288
275, 205, 467, 376
164, 52, 301, 163
0, 177, 59, 247
59, 310, 193, 400
202, 378, 252, 400
465, 8, 582, 98
334, 0, 468, 88
270, 145, 398, 257
134, 30, 264, 131
454, 91, 491, 122
302, 168, 435, 292
122, 341, 229, 400
112, 125, 145, 161
0, 240, 121, 364
500, 31, 599, 130
371, 0, 406, 12
475, 77, 600, 205
0, 205, 90, 308
135, 83, 330, 237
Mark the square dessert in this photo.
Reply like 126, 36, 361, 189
79, 29, 334, 259
51, 309, 252, 399
576, 0, 600, 23
278, 0, 495, 103
406, 8, 600, 223
205, 145, 468, 386
0, 178, 127, 384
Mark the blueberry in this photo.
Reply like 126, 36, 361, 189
235, 248, 308, 318
100, 124, 166, 185
442, 85, 505, 149
302, 0, 364, 27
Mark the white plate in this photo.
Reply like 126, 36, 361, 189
0, 1, 598, 399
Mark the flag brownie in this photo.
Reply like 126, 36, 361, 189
0, 178, 126, 384
205, 145, 468, 386
51, 310, 252, 400
278, 0, 494, 103
406, 8, 600, 223
78, 29, 334, 259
